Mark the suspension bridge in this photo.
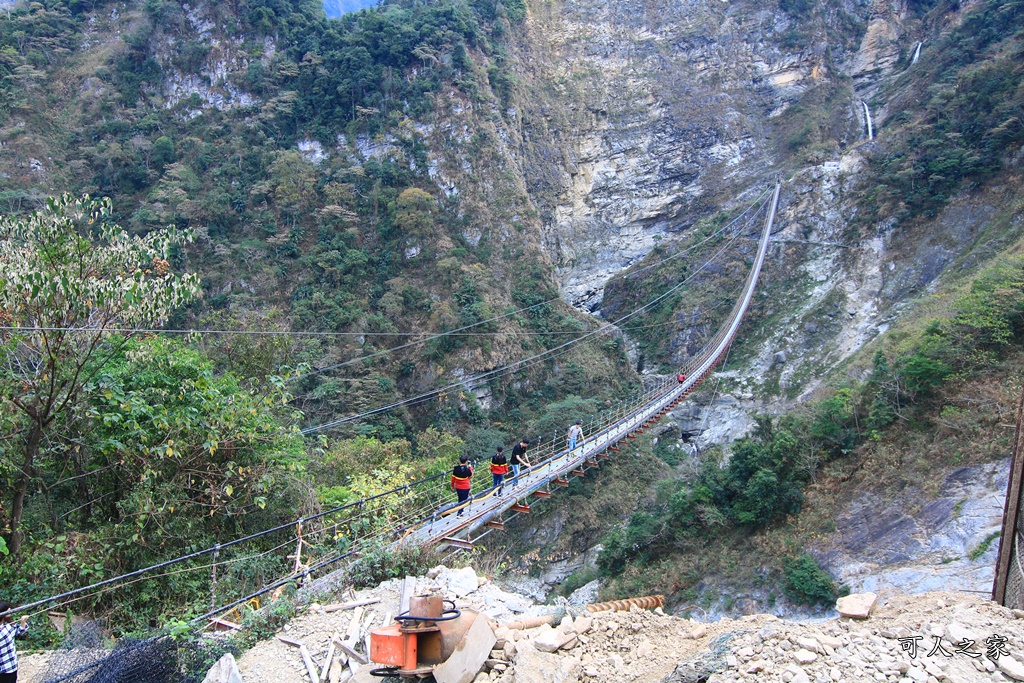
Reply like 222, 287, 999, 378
5, 182, 781, 650
404, 182, 780, 549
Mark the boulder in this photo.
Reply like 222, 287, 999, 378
202, 653, 243, 683
533, 628, 576, 653
446, 567, 480, 598
836, 593, 877, 619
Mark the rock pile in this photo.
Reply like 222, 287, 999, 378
662, 592, 1024, 683
229, 568, 1024, 683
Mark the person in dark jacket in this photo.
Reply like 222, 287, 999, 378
450, 456, 473, 516
509, 438, 532, 487
490, 446, 508, 494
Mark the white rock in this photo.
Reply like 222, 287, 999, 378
944, 622, 978, 648
533, 629, 576, 654
817, 634, 843, 649
907, 666, 928, 682
836, 593, 878, 619
796, 636, 820, 653
998, 656, 1024, 681
202, 653, 243, 683
793, 648, 818, 665
745, 660, 768, 673
446, 567, 480, 598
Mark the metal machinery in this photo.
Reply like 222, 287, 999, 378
369, 595, 479, 678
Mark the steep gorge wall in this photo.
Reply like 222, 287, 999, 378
510, 0, 875, 311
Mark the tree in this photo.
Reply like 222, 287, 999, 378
0, 194, 200, 554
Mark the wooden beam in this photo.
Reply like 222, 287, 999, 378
332, 637, 369, 665
209, 618, 242, 631
440, 536, 475, 550
399, 576, 416, 617
324, 598, 381, 613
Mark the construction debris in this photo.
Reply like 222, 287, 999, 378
585, 595, 664, 613
233, 566, 1024, 683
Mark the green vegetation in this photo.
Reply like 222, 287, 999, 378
858, 0, 1024, 224
597, 253, 1024, 604
782, 553, 838, 607
968, 531, 1000, 561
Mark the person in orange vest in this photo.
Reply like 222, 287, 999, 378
451, 455, 473, 516
490, 446, 509, 495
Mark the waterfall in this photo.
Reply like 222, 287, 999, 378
862, 100, 874, 141
911, 41, 922, 65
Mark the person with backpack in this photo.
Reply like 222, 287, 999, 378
509, 438, 531, 487
0, 601, 28, 683
490, 446, 509, 494
567, 421, 585, 451
450, 455, 473, 516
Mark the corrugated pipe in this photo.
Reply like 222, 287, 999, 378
585, 595, 665, 613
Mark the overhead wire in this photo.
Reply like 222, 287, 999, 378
300, 197, 770, 435
0, 187, 773, 359
1, 185, 775, 622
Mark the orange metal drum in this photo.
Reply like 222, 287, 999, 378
369, 623, 418, 671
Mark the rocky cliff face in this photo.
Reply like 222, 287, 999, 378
511, 0, 875, 311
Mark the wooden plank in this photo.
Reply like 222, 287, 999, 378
400, 575, 416, 617
319, 634, 338, 682
323, 598, 380, 613
440, 535, 475, 550
299, 644, 320, 683
345, 607, 365, 640
333, 637, 369, 665
209, 617, 242, 631
278, 635, 304, 648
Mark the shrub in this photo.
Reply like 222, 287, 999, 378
345, 542, 437, 588
782, 554, 836, 607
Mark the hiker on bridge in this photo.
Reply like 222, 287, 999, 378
567, 421, 585, 451
0, 600, 29, 683
451, 455, 473, 516
677, 372, 687, 383
509, 438, 531, 487
490, 446, 508, 495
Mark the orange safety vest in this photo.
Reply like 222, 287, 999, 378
452, 465, 473, 490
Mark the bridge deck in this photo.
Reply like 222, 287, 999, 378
402, 183, 781, 549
